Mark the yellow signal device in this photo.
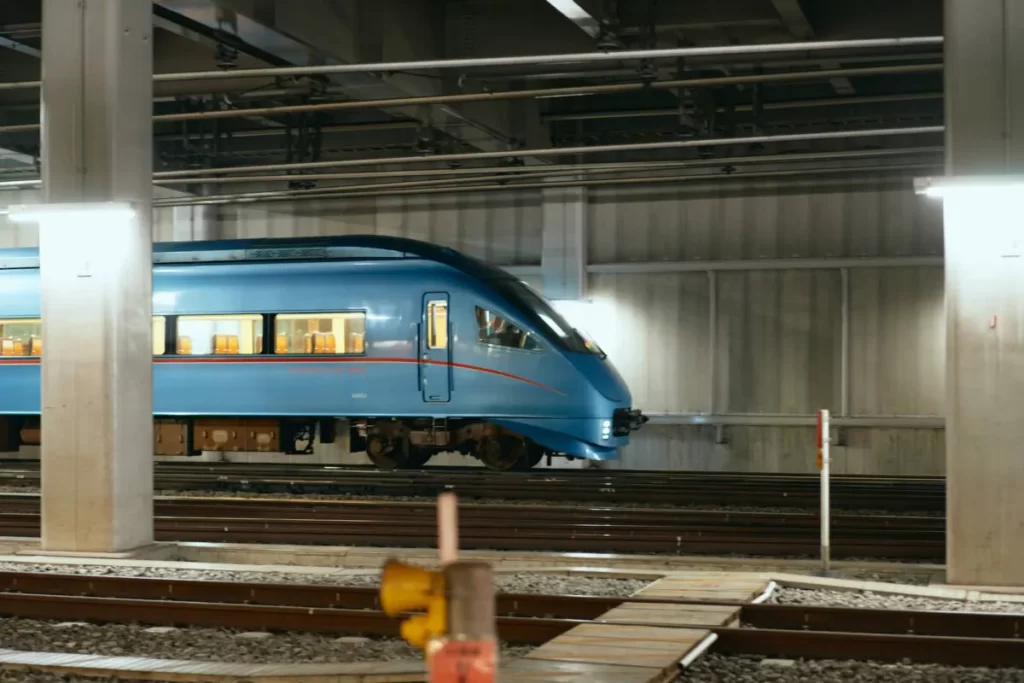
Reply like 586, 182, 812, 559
380, 559, 447, 649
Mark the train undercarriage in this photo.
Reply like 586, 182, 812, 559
0, 415, 556, 471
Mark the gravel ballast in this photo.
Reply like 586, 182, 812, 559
0, 561, 652, 597
770, 586, 1024, 613
680, 654, 1024, 682
0, 618, 532, 664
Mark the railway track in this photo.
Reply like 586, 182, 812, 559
0, 571, 1020, 667
0, 460, 945, 513
0, 493, 943, 560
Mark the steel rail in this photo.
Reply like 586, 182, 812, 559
0, 576, 1022, 665
0, 462, 946, 512
0, 493, 946, 560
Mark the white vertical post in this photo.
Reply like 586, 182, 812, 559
818, 409, 831, 573
437, 492, 458, 566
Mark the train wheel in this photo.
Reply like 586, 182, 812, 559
526, 443, 546, 469
400, 447, 433, 470
366, 435, 410, 471
477, 435, 532, 471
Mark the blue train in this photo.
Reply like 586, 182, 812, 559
0, 235, 647, 470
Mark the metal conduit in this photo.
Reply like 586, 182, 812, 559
154, 147, 942, 185
148, 36, 943, 83
0, 146, 943, 191
0, 64, 942, 134
151, 163, 940, 207
0, 37, 944, 93
542, 92, 945, 122
155, 126, 946, 178
153, 64, 941, 124
154, 158, 932, 201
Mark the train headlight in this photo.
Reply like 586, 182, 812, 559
601, 420, 612, 440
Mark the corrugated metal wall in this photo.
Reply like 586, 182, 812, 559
586, 180, 945, 475
216, 190, 543, 266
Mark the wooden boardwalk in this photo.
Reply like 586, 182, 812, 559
503, 572, 770, 683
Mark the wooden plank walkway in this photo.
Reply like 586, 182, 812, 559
595, 601, 740, 628
632, 575, 771, 603
504, 572, 768, 683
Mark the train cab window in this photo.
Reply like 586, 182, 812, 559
176, 314, 262, 355
274, 313, 366, 354
0, 318, 41, 357
153, 317, 167, 356
475, 307, 540, 351
427, 300, 448, 349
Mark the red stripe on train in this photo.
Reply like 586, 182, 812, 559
0, 356, 564, 396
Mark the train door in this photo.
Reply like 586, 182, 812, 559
421, 293, 451, 402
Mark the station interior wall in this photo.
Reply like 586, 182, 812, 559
0, 178, 946, 475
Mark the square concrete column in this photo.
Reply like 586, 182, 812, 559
944, 0, 1024, 584
39, 0, 154, 552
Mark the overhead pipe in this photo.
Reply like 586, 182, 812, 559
469, 51, 943, 82
0, 64, 942, 134
154, 64, 942, 123
542, 92, 945, 122
150, 158, 930, 202
0, 146, 942, 192
151, 162, 939, 207
0, 36, 942, 93
147, 36, 943, 84
154, 125, 946, 178
156, 146, 942, 185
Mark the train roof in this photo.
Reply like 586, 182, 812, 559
0, 234, 514, 283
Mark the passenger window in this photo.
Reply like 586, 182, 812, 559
475, 307, 539, 351
176, 314, 262, 355
427, 301, 448, 349
274, 313, 366, 354
153, 317, 166, 356
0, 318, 41, 357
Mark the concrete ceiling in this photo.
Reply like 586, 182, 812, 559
0, 0, 943, 189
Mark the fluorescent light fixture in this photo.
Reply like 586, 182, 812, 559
6, 201, 136, 223
545, 0, 601, 37
915, 176, 1024, 198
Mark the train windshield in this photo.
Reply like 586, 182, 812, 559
492, 279, 604, 357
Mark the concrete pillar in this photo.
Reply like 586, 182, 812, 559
540, 180, 587, 300
39, 0, 154, 553
944, 0, 1024, 585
